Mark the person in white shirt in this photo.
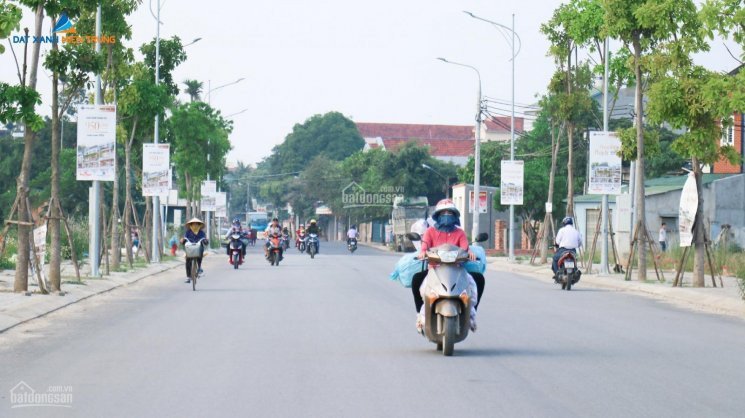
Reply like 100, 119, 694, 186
552, 217, 583, 276
658, 222, 667, 252
409, 215, 433, 251
346, 225, 359, 244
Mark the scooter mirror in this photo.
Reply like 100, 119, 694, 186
406, 232, 421, 242
474, 232, 489, 243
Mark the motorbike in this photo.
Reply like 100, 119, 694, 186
555, 247, 581, 291
406, 232, 488, 356
347, 237, 357, 253
281, 233, 291, 251
307, 233, 319, 259
296, 232, 307, 252
228, 233, 244, 269
266, 234, 283, 266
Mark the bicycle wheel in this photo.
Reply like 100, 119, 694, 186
191, 259, 198, 291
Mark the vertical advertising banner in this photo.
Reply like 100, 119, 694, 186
76, 105, 117, 181
142, 144, 171, 196
588, 131, 623, 195
215, 192, 227, 218
201, 180, 217, 212
678, 173, 698, 247
469, 191, 488, 214
500, 160, 524, 205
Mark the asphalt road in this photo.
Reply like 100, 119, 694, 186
1, 241, 745, 417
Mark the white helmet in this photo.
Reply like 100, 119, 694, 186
432, 199, 460, 218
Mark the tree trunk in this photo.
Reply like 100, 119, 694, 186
541, 123, 563, 263
124, 117, 138, 266
565, 47, 574, 218
110, 153, 121, 270
49, 20, 62, 292
15, 4, 44, 293
185, 173, 192, 220
633, 33, 647, 281
692, 158, 706, 287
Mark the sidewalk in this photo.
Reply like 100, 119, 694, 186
487, 258, 745, 319
0, 255, 188, 334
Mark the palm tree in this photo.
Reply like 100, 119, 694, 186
183, 79, 203, 102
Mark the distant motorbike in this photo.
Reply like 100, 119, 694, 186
347, 237, 357, 253
307, 233, 319, 259
228, 233, 244, 269
406, 232, 488, 356
281, 233, 290, 251
555, 247, 581, 291
266, 234, 283, 266
296, 232, 307, 252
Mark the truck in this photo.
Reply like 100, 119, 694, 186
392, 196, 429, 252
247, 211, 269, 239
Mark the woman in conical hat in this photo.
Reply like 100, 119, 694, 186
182, 218, 208, 283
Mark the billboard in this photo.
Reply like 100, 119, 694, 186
142, 144, 170, 196
588, 131, 622, 195
500, 160, 524, 205
215, 192, 227, 218
201, 180, 217, 212
76, 105, 117, 181
678, 173, 697, 247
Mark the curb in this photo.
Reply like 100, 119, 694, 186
0, 259, 183, 334
357, 241, 396, 253
487, 259, 745, 319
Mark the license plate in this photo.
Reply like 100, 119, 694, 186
564, 260, 575, 268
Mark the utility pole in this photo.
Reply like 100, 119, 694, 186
600, 37, 610, 275
89, 2, 103, 277
151, 0, 162, 262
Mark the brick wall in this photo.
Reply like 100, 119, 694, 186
713, 112, 743, 174
494, 220, 506, 253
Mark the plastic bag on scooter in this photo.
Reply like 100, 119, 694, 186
463, 245, 486, 274
389, 253, 427, 288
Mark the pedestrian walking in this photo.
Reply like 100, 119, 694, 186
658, 223, 667, 252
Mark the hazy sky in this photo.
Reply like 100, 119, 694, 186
2, 0, 741, 166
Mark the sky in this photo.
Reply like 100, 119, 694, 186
2, 0, 742, 166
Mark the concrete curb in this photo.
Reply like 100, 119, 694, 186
0, 259, 185, 334
357, 241, 395, 253
487, 258, 745, 319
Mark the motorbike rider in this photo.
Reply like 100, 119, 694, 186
306, 219, 320, 253
181, 218, 208, 283
552, 217, 583, 280
225, 217, 247, 258
346, 224, 359, 245
415, 199, 479, 333
265, 218, 283, 259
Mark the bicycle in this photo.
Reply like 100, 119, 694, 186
184, 238, 206, 291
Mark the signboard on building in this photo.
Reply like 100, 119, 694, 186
469, 191, 488, 214
588, 131, 622, 195
500, 160, 524, 205
76, 105, 117, 181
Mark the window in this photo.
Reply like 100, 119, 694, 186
721, 115, 735, 146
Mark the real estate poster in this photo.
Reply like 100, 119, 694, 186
215, 192, 227, 218
500, 160, 524, 205
469, 191, 488, 214
142, 144, 170, 196
76, 105, 117, 181
679, 173, 698, 247
588, 131, 622, 195
201, 180, 217, 212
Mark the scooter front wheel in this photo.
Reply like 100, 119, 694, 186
442, 316, 456, 356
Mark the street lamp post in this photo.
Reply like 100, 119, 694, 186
204, 78, 245, 244
437, 58, 482, 241
150, 0, 162, 263
464, 11, 521, 261
422, 163, 450, 198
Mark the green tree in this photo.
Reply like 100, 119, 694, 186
183, 79, 203, 102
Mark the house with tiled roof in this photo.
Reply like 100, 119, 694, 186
358, 122, 475, 166
481, 116, 525, 142
712, 64, 744, 175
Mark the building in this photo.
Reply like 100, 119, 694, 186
451, 183, 504, 249
712, 65, 744, 174
357, 119, 524, 167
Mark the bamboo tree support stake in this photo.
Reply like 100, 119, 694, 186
25, 197, 47, 294
585, 212, 602, 274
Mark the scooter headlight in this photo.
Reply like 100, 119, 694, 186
437, 250, 460, 263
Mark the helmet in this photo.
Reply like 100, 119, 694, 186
232, 217, 241, 225
432, 199, 460, 218
310, 219, 317, 224
562, 217, 574, 226
272, 217, 279, 222
351, 224, 356, 229
299, 224, 305, 228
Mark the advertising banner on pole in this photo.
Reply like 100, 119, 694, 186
201, 181, 217, 212
588, 131, 622, 195
469, 191, 488, 214
678, 173, 698, 247
500, 160, 524, 205
142, 144, 170, 196
215, 192, 227, 218
76, 104, 117, 181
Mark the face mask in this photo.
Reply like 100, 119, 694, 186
437, 214, 457, 231
189, 225, 201, 234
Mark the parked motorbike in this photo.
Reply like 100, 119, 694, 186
228, 233, 244, 269
347, 237, 357, 253
555, 247, 581, 291
266, 234, 283, 266
406, 232, 488, 356
307, 233, 319, 259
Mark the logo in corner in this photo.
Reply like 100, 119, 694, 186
53, 13, 76, 34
